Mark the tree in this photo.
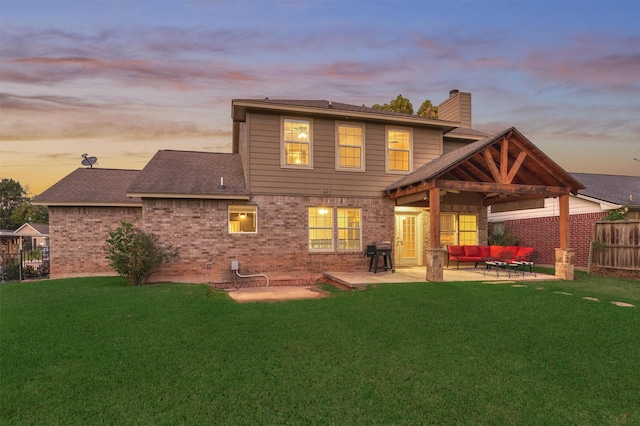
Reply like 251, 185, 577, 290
0, 178, 28, 230
9, 203, 49, 229
417, 99, 438, 119
372, 94, 414, 115
105, 221, 179, 285
372, 94, 438, 118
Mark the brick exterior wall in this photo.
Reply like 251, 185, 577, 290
501, 212, 607, 267
49, 206, 141, 279
142, 195, 396, 285
47, 195, 490, 285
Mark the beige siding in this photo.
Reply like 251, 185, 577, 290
443, 140, 468, 154
438, 92, 471, 127
246, 112, 443, 198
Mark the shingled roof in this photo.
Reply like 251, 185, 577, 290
231, 98, 461, 132
127, 150, 249, 199
571, 172, 640, 207
32, 168, 142, 206
445, 127, 490, 139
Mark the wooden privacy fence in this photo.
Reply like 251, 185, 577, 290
589, 221, 640, 273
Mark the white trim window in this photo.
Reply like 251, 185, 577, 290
282, 117, 313, 168
337, 208, 361, 250
440, 213, 477, 246
386, 126, 412, 173
336, 122, 365, 171
309, 207, 333, 251
458, 214, 478, 245
228, 205, 257, 233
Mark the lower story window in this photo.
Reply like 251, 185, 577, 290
458, 214, 477, 245
338, 208, 361, 250
309, 207, 333, 250
440, 213, 477, 246
229, 205, 257, 233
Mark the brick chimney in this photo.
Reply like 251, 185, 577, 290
438, 89, 471, 128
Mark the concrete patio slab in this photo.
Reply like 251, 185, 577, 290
324, 266, 557, 288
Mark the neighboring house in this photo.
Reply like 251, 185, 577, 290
34, 90, 583, 284
13, 223, 50, 249
488, 173, 640, 267
0, 229, 19, 264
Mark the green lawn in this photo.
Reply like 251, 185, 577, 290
1, 272, 638, 425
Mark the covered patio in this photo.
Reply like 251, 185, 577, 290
325, 265, 557, 288
385, 127, 584, 282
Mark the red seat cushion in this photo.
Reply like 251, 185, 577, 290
479, 246, 491, 259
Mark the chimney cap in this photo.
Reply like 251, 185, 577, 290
449, 89, 459, 97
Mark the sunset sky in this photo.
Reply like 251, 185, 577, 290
1, 0, 639, 196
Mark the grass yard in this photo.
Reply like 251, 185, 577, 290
1, 272, 638, 425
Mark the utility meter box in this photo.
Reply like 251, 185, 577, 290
231, 260, 239, 271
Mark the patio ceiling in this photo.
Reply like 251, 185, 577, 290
385, 127, 584, 206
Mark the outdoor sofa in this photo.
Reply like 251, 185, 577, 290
446, 245, 536, 269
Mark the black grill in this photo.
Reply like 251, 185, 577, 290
365, 241, 395, 273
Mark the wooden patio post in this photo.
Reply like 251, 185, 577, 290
555, 193, 575, 280
425, 187, 444, 282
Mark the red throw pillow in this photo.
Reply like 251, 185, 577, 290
489, 246, 504, 259
465, 245, 481, 257
448, 245, 464, 255
516, 247, 534, 260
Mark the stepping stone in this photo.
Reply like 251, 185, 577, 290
583, 297, 600, 302
511, 284, 527, 288
611, 301, 635, 308
554, 291, 572, 296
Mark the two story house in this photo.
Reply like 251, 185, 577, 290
34, 90, 583, 284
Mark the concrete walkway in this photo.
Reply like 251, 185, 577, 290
227, 286, 330, 303
324, 266, 557, 288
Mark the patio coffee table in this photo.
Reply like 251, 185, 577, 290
484, 260, 507, 278
510, 261, 536, 277
484, 261, 521, 278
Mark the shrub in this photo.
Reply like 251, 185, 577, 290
603, 207, 627, 221
105, 221, 178, 285
488, 228, 518, 246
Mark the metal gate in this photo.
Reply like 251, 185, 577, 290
0, 247, 50, 282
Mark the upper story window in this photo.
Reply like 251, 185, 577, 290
229, 205, 257, 233
386, 126, 412, 173
336, 122, 365, 171
282, 117, 312, 168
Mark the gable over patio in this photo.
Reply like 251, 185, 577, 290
384, 127, 585, 281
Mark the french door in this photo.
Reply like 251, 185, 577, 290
394, 213, 422, 266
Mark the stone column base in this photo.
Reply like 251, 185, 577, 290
555, 248, 575, 280
425, 248, 445, 282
